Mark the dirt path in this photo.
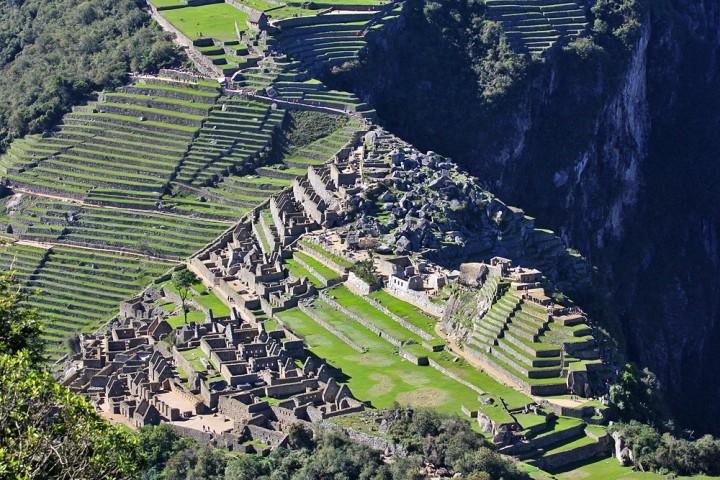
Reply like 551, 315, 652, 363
13, 188, 233, 225
14, 239, 180, 263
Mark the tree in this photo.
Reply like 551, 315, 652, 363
172, 269, 197, 323
349, 259, 383, 290
0, 0, 184, 150
0, 270, 43, 363
138, 425, 194, 479
223, 455, 267, 480
0, 351, 144, 479
287, 423, 316, 451
609, 363, 663, 424
164, 445, 227, 480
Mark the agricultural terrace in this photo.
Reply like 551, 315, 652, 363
484, 0, 589, 54
29, 246, 172, 360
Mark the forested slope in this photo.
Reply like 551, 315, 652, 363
0, 0, 183, 150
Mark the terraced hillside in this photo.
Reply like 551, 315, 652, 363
270, 4, 404, 71
278, 283, 607, 472
1, 76, 218, 203
175, 96, 286, 186
0, 64, 374, 362
484, 0, 589, 54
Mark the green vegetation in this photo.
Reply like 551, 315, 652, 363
0, 352, 144, 480
591, 0, 647, 48
609, 363, 664, 424
0, 270, 43, 363
0, 275, 143, 479
0, 0, 183, 150
277, 306, 484, 414
224, 418, 525, 480
369, 289, 437, 336
349, 259, 383, 289
300, 240, 354, 269
285, 111, 349, 149
611, 421, 720, 476
25, 246, 173, 360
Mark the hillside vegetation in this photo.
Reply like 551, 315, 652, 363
0, 0, 183, 150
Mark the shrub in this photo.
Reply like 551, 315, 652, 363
349, 259, 383, 290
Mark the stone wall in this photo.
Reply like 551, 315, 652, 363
385, 285, 445, 317
298, 301, 365, 352
345, 272, 373, 295
317, 421, 404, 456
320, 292, 403, 348
426, 357, 485, 396
365, 295, 434, 341
272, 12, 376, 29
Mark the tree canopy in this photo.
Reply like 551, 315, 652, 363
0, 270, 43, 362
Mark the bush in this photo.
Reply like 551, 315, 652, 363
349, 259, 383, 290
613, 421, 720, 476
608, 362, 664, 424
591, 0, 647, 49
285, 111, 348, 149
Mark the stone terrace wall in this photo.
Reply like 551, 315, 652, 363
298, 301, 365, 353
385, 285, 445, 317
320, 291, 403, 348
364, 296, 434, 342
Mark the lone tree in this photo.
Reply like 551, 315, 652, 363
172, 269, 197, 323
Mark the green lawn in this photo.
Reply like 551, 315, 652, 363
180, 347, 210, 373
284, 257, 324, 287
148, 0, 185, 8
161, 4, 249, 42
554, 455, 710, 480
194, 290, 231, 317
276, 306, 506, 422
327, 285, 425, 344
167, 309, 205, 328
299, 239, 354, 269
369, 289, 439, 337
294, 252, 341, 282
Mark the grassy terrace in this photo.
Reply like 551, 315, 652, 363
0, 242, 47, 284
369, 289, 438, 337
14, 201, 229, 259
283, 257, 324, 288
162, 279, 231, 318
277, 306, 505, 419
27, 246, 173, 360
283, 118, 361, 170
176, 97, 286, 187
2, 78, 217, 200
294, 251, 341, 285
326, 285, 427, 344
299, 239, 353, 269
484, 0, 588, 54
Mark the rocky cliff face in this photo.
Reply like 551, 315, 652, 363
342, 0, 720, 434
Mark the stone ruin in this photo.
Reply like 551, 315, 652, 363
63, 288, 363, 453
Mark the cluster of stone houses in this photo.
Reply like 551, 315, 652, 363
63, 287, 362, 452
